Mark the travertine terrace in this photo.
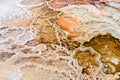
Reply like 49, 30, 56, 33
0, 0, 120, 80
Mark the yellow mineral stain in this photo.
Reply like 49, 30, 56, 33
74, 50, 99, 74
83, 34, 120, 74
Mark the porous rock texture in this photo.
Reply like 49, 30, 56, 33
0, 0, 120, 80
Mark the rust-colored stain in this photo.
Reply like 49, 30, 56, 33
50, 0, 120, 9
83, 34, 120, 74
55, 16, 80, 39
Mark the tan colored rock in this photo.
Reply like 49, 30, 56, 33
0, 0, 120, 80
